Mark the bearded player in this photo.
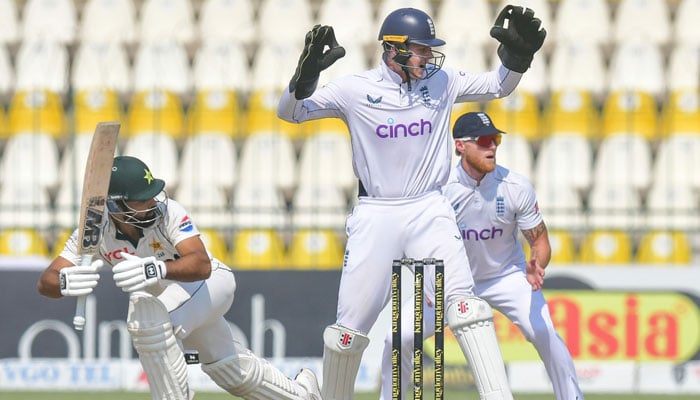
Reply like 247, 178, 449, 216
38, 156, 321, 400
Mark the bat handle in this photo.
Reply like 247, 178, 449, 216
73, 254, 94, 331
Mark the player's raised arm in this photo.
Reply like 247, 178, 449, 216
490, 5, 547, 73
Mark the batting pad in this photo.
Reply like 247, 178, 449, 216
202, 351, 308, 400
321, 324, 370, 400
446, 296, 513, 400
127, 292, 192, 400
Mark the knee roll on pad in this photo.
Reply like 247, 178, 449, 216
322, 324, 370, 400
127, 292, 191, 400
446, 296, 513, 400
202, 352, 306, 400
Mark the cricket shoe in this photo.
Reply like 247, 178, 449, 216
295, 368, 321, 400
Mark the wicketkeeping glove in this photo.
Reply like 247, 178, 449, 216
490, 5, 546, 73
59, 259, 103, 297
289, 24, 346, 100
112, 253, 166, 293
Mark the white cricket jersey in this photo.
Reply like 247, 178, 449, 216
442, 163, 542, 282
59, 199, 219, 295
278, 61, 521, 198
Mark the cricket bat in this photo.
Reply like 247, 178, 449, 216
73, 122, 120, 331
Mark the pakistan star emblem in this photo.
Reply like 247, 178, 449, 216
149, 238, 162, 252
144, 169, 154, 184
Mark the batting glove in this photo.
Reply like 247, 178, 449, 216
490, 5, 546, 73
289, 24, 346, 100
59, 259, 103, 297
112, 253, 166, 293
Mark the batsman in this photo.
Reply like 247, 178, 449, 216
38, 156, 321, 400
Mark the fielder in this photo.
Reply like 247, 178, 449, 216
379, 112, 584, 400
278, 6, 545, 400
37, 156, 321, 400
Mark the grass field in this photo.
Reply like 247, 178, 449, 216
1, 391, 699, 400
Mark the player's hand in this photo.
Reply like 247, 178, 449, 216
525, 256, 545, 291
289, 24, 346, 100
489, 5, 546, 73
112, 253, 166, 293
59, 259, 103, 297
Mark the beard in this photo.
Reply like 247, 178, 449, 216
464, 151, 496, 175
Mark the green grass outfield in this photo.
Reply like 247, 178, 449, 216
1, 391, 698, 399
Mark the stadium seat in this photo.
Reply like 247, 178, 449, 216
198, 0, 255, 45
442, 42, 487, 75
660, 89, 700, 138
0, 43, 14, 98
493, 134, 534, 180
579, 230, 633, 265
21, 0, 76, 44
483, 90, 541, 142
666, 44, 700, 94
674, 0, 700, 46
0, 132, 59, 190
174, 181, 232, 229
543, 90, 599, 138
249, 43, 304, 93
548, 42, 607, 100
198, 228, 229, 263
435, 0, 492, 49
287, 228, 344, 270
490, 51, 548, 100
126, 89, 185, 139
587, 183, 644, 231
652, 133, 700, 190
55, 134, 103, 228
534, 133, 593, 191
245, 88, 311, 139
122, 132, 179, 191
317, 0, 374, 47
553, 0, 611, 47
601, 91, 659, 140
0, 0, 19, 44
73, 89, 123, 135
0, 228, 49, 257
186, 89, 243, 139
291, 185, 349, 230
138, 0, 195, 45
192, 42, 251, 95
593, 134, 653, 192
548, 230, 577, 264
645, 184, 700, 232
51, 228, 73, 258
607, 42, 666, 100
635, 230, 692, 265
231, 183, 289, 230
237, 131, 297, 193
535, 182, 587, 231
179, 132, 237, 191
257, 0, 312, 47
7, 90, 66, 139
132, 42, 193, 97
229, 229, 287, 269
613, 0, 671, 45
71, 42, 132, 95
297, 132, 355, 195
0, 182, 53, 230
317, 43, 369, 88
79, 0, 136, 44
15, 41, 69, 95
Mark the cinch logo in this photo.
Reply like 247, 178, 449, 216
460, 226, 504, 241
376, 118, 433, 139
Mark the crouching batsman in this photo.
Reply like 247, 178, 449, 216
38, 156, 321, 400
277, 4, 545, 400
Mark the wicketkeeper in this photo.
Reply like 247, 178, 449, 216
38, 156, 321, 400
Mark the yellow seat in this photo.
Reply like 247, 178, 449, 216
660, 89, 700, 138
126, 89, 185, 139
7, 89, 66, 139
0, 228, 50, 257
51, 228, 73, 258
73, 89, 123, 135
579, 230, 633, 264
601, 90, 658, 140
186, 89, 243, 138
198, 229, 229, 263
548, 230, 577, 264
287, 228, 344, 270
635, 230, 692, 265
0, 105, 6, 139
544, 90, 599, 138
483, 90, 540, 141
245, 89, 311, 140
229, 229, 287, 269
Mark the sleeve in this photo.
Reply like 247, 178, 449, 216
277, 79, 348, 123
453, 65, 523, 103
165, 201, 201, 247
57, 228, 83, 266
514, 177, 543, 231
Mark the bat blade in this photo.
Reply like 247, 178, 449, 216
73, 122, 120, 331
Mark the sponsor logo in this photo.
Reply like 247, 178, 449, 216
179, 216, 193, 232
105, 248, 133, 262
376, 118, 433, 139
144, 261, 157, 279
338, 332, 354, 348
460, 225, 504, 241
366, 94, 383, 104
